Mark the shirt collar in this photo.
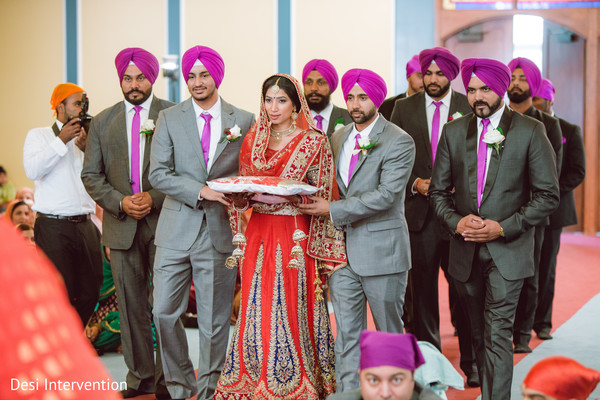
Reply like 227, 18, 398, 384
56, 120, 64, 130
425, 88, 452, 108
477, 103, 506, 130
192, 96, 222, 120
352, 113, 380, 139
311, 101, 334, 120
124, 93, 154, 113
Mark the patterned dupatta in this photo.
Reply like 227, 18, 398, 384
237, 74, 346, 267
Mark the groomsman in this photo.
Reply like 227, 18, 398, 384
429, 58, 559, 400
390, 47, 476, 386
507, 57, 563, 353
302, 59, 351, 139
532, 78, 586, 340
300, 68, 415, 392
82, 47, 174, 399
149, 45, 254, 400
379, 54, 424, 119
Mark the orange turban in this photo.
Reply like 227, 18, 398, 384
50, 83, 84, 115
523, 356, 600, 400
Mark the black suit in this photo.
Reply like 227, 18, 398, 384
389, 90, 476, 374
534, 116, 585, 334
379, 92, 407, 120
429, 107, 559, 400
513, 105, 563, 348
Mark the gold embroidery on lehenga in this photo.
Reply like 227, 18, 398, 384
313, 293, 336, 396
242, 243, 264, 383
296, 252, 316, 386
267, 244, 301, 395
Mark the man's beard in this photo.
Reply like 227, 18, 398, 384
507, 87, 531, 104
424, 81, 450, 99
471, 96, 503, 118
350, 107, 377, 125
124, 88, 151, 105
305, 93, 330, 113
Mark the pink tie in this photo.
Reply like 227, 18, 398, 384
200, 113, 212, 166
131, 106, 142, 194
431, 101, 443, 166
314, 115, 324, 131
477, 119, 491, 208
348, 133, 361, 181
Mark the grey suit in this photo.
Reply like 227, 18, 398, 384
82, 95, 174, 393
148, 97, 254, 400
328, 115, 415, 392
325, 104, 353, 139
429, 107, 559, 400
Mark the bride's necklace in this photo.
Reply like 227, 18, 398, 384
269, 122, 296, 142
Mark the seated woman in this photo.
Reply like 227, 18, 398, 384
214, 74, 346, 400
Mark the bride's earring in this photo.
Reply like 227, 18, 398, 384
292, 110, 298, 121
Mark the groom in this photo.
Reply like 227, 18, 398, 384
300, 68, 415, 392
428, 58, 559, 400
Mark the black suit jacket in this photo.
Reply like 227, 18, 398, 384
548, 116, 585, 228
389, 90, 471, 232
325, 104, 352, 140
429, 108, 559, 282
379, 92, 407, 120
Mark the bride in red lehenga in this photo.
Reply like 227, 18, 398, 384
213, 74, 347, 400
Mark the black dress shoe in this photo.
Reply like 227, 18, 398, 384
537, 330, 553, 340
120, 388, 151, 398
466, 371, 480, 388
155, 384, 171, 400
514, 344, 533, 353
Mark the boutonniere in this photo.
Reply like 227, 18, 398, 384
221, 124, 242, 143
333, 118, 346, 132
353, 136, 378, 158
448, 112, 463, 121
139, 119, 155, 142
483, 126, 505, 155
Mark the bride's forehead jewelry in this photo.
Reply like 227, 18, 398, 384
272, 78, 281, 93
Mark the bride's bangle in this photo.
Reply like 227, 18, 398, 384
233, 202, 250, 212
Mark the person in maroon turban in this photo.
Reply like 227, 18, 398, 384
302, 58, 352, 138
522, 356, 600, 400
81, 46, 174, 399
300, 67, 416, 392
507, 56, 564, 355
379, 54, 424, 120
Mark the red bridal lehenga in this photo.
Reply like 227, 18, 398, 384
214, 75, 346, 400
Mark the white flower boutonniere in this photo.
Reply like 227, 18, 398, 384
139, 119, 155, 142
448, 112, 463, 121
483, 126, 505, 155
352, 136, 378, 158
333, 117, 346, 132
222, 124, 242, 143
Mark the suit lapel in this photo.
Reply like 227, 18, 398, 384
142, 97, 161, 177
448, 91, 460, 119
414, 94, 432, 166
465, 115, 478, 209
333, 125, 352, 193
481, 108, 513, 205
212, 98, 233, 164
348, 116, 385, 185
181, 98, 208, 173
328, 106, 342, 136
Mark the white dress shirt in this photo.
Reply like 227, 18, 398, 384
424, 89, 453, 142
476, 104, 506, 201
339, 114, 380, 187
192, 96, 222, 172
125, 93, 154, 192
23, 120, 96, 216
310, 101, 334, 133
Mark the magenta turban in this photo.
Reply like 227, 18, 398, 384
302, 59, 339, 93
406, 54, 420, 78
360, 331, 425, 372
508, 57, 542, 96
114, 48, 159, 84
182, 45, 225, 88
419, 47, 460, 81
341, 69, 387, 109
536, 78, 555, 102
461, 58, 511, 98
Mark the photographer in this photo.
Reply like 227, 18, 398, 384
23, 83, 102, 326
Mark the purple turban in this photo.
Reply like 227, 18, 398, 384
461, 58, 511, 98
419, 47, 460, 81
114, 48, 159, 84
182, 46, 225, 88
508, 57, 542, 96
406, 54, 420, 78
360, 331, 425, 372
302, 59, 339, 93
341, 69, 387, 109
536, 78, 555, 102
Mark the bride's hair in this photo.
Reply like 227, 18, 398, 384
262, 75, 302, 113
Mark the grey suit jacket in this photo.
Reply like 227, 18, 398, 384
82, 96, 174, 250
148, 97, 255, 253
326, 104, 352, 139
329, 115, 415, 277
390, 90, 471, 232
429, 108, 560, 282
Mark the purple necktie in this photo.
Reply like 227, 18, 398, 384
200, 113, 212, 166
477, 119, 491, 208
314, 115, 324, 131
431, 101, 443, 166
131, 106, 142, 194
348, 133, 361, 181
